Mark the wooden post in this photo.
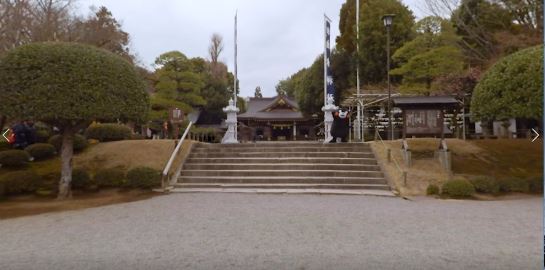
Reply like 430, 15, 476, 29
387, 148, 391, 163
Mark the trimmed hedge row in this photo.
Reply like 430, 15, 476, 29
94, 168, 126, 188
71, 167, 160, 190
48, 134, 88, 152
0, 171, 41, 195
470, 176, 499, 194
0, 150, 31, 167
0, 141, 11, 152
428, 176, 543, 199
25, 143, 56, 160
441, 179, 475, 198
126, 167, 161, 189
85, 123, 132, 142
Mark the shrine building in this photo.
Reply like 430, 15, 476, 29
238, 94, 316, 141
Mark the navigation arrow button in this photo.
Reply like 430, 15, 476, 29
1, 129, 9, 142
531, 128, 540, 142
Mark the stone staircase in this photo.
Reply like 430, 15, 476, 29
172, 142, 394, 196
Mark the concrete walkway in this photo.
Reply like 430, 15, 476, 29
0, 194, 541, 270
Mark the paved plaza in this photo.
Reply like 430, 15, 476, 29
0, 194, 541, 270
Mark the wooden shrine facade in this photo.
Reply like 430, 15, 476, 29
238, 95, 316, 141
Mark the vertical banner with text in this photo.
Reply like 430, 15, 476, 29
324, 15, 335, 103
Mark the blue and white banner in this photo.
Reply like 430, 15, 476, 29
325, 16, 335, 99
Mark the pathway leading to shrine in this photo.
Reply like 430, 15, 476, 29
0, 193, 540, 270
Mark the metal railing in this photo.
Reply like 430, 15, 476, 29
374, 129, 408, 186
161, 121, 193, 190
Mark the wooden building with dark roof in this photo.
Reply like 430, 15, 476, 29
238, 94, 316, 141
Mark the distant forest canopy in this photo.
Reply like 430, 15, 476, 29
0, 0, 241, 126
277, 0, 543, 116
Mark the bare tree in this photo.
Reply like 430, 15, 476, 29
0, 0, 74, 55
0, 0, 33, 55
424, 0, 543, 66
28, 0, 74, 42
208, 33, 223, 64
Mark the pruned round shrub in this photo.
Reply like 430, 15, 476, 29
126, 166, 161, 189
94, 168, 126, 188
498, 178, 530, 193
469, 176, 500, 194
0, 141, 11, 152
35, 129, 50, 143
471, 45, 543, 122
0, 171, 41, 195
71, 169, 91, 190
25, 143, 56, 160
0, 150, 31, 167
441, 179, 475, 198
526, 177, 543, 193
48, 134, 88, 152
85, 123, 132, 142
426, 184, 440, 195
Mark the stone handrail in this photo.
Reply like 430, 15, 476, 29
161, 121, 193, 190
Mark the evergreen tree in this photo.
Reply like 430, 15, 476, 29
390, 16, 464, 95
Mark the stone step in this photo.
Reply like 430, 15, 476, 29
178, 176, 386, 184
168, 188, 395, 197
174, 183, 390, 191
185, 157, 378, 165
195, 142, 371, 149
189, 152, 375, 158
180, 169, 383, 178
191, 146, 372, 153
183, 163, 381, 171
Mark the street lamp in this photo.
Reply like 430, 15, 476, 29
382, 14, 395, 140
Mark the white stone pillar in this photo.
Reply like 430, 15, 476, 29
221, 98, 239, 144
322, 94, 338, 144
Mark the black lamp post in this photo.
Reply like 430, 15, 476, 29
382, 14, 395, 140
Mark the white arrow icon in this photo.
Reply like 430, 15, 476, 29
531, 128, 540, 142
2, 129, 9, 142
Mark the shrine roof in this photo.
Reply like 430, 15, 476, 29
393, 96, 459, 107
239, 95, 308, 120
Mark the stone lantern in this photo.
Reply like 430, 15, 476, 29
221, 98, 239, 144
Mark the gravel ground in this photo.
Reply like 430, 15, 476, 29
0, 194, 542, 270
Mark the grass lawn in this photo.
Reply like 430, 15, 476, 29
452, 139, 543, 179
373, 138, 543, 196
0, 139, 195, 219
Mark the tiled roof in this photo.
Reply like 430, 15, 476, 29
239, 96, 308, 120
393, 96, 459, 105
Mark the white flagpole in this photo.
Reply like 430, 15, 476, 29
234, 11, 238, 141
356, 0, 362, 142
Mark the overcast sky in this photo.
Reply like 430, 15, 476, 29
76, 0, 428, 97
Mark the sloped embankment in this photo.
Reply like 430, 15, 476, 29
371, 138, 543, 196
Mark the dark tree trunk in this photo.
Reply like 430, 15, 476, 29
57, 128, 74, 199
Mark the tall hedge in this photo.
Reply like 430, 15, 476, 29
471, 45, 543, 121
0, 42, 150, 199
